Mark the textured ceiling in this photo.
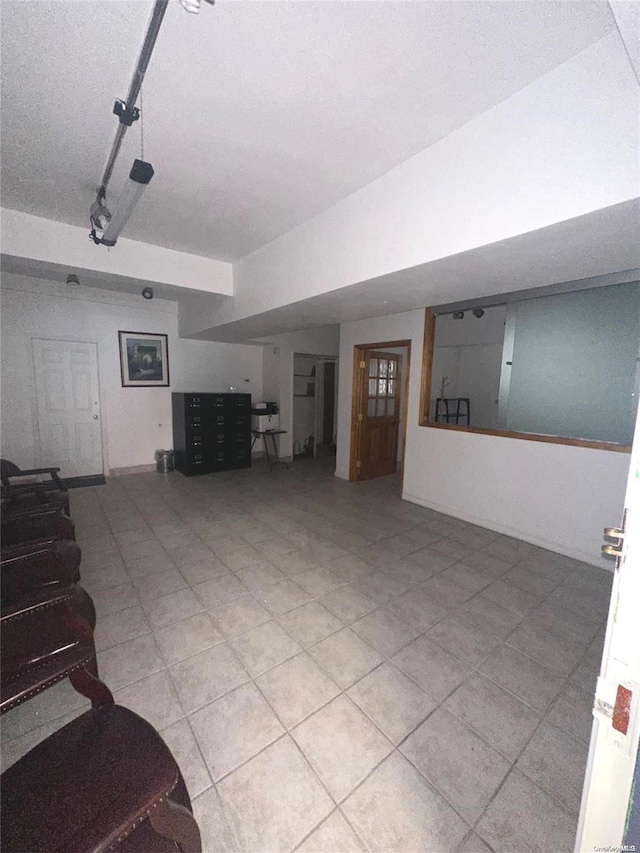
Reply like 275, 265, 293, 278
1, 0, 615, 261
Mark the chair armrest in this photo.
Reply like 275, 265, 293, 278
12, 467, 61, 477
1, 541, 82, 607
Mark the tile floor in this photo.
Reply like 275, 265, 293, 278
1, 457, 612, 852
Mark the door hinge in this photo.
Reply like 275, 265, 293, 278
356, 460, 361, 468
359, 361, 366, 369
358, 413, 363, 422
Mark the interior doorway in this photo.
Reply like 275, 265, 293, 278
349, 340, 411, 481
293, 353, 338, 459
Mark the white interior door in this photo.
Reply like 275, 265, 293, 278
32, 339, 103, 478
575, 403, 640, 850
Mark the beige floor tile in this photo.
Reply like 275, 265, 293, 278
190, 682, 285, 781
212, 594, 272, 638
352, 608, 419, 657
279, 601, 344, 647
418, 574, 474, 608
444, 673, 541, 760
353, 571, 408, 605
296, 810, 366, 852
427, 613, 499, 666
155, 611, 224, 665
391, 635, 471, 701
273, 550, 322, 576
308, 628, 384, 689
94, 604, 150, 652
505, 622, 584, 676
217, 735, 333, 852
292, 695, 392, 801
169, 542, 216, 568
438, 562, 493, 593
255, 579, 314, 616
133, 567, 189, 602
254, 537, 299, 560
82, 562, 130, 593
479, 580, 539, 616
120, 538, 168, 565
503, 565, 560, 597
220, 544, 265, 572
92, 581, 141, 618
235, 560, 288, 591
516, 723, 587, 816
328, 554, 373, 583
478, 644, 565, 712
342, 752, 469, 852
169, 643, 249, 714
459, 833, 494, 853
194, 574, 248, 609
229, 620, 302, 677
291, 567, 343, 599
401, 707, 510, 823
97, 633, 164, 692
126, 553, 176, 580
191, 786, 238, 853
476, 769, 576, 853
459, 595, 521, 640
546, 682, 594, 744
161, 718, 212, 798
461, 550, 514, 577
113, 670, 184, 731
257, 653, 341, 729
319, 585, 377, 624
347, 662, 437, 744
407, 547, 457, 573
180, 557, 229, 586
386, 587, 450, 633
142, 587, 205, 630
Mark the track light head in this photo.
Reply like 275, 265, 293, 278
90, 197, 111, 232
142, 287, 154, 300
66, 274, 80, 286
453, 311, 464, 320
472, 308, 485, 318
178, 0, 214, 12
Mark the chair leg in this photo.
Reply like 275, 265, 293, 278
148, 796, 202, 852
69, 665, 114, 708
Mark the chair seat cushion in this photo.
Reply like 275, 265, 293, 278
1, 705, 182, 853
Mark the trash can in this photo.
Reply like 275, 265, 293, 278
155, 449, 174, 474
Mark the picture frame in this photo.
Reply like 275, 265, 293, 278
118, 331, 170, 387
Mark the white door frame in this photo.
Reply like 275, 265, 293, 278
29, 336, 109, 475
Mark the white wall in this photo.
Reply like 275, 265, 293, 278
186, 33, 639, 335
1, 274, 262, 472
336, 308, 630, 567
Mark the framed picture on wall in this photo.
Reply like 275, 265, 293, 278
118, 331, 170, 387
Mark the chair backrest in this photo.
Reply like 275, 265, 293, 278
0, 460, 22, 482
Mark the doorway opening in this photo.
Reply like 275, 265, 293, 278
349, 340, 411, 481
292, 353, 338, 460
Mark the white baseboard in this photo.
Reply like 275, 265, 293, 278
402, 490, 611, 571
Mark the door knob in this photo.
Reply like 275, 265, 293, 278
93, 415, 99, 420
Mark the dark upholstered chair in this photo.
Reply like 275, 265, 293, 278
0, 587, 105, 714
1, 458, 70, 515
1, 504, 76, 546
1, 540, 95, 629
1, 590, 202, 853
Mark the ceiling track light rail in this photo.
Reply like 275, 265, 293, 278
90, 0, 215, 247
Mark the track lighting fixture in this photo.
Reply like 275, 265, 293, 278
66, 274, 80, 286
142, 287, 154, 300
472, 308, 485, 318
178, 0, 215, 11
90, 160, 154, 247
453, 311, 465, 320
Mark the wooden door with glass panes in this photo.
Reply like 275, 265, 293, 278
358, 351, 401, 479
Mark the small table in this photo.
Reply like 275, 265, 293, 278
251, 429, 288, 470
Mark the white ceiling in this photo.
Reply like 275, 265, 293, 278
1, 0, 616, 261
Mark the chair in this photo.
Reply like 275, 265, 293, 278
1, 504, 76, 546
1, 539, 95, 629
0, 459, 70, 515
1, 590, 202, 852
